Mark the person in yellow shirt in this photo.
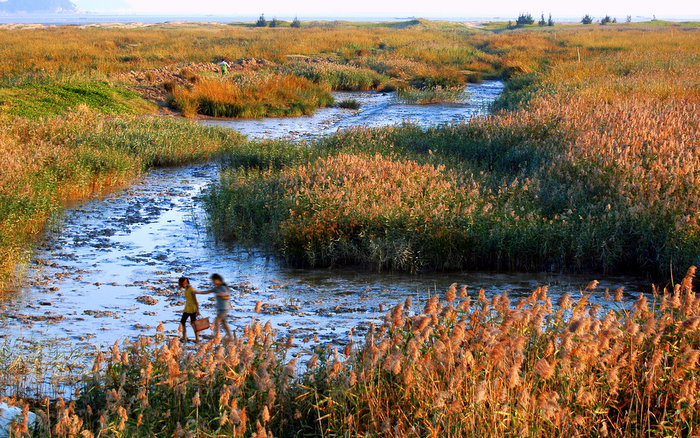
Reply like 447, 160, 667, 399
178, 277, 200, 343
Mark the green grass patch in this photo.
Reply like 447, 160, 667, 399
0, 80, 155, 119
396, 86, 466, 104
337, 98, 361, 109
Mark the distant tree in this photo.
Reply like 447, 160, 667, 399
538, 13, 546, 26
600, 15, 613, 25
270, 17, 279, 27
581, 14, 594, 25
256, 14, 267, 27
291, 16, 302, 28
548, 13, 554, 26
507, 20, 515, 29
612, 17, 617, 23
516, 13, 534, 26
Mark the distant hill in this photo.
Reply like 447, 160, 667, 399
0, 0, 79, 13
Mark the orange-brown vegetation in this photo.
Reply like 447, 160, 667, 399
3, 268, 698, 436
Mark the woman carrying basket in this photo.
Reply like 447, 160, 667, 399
178, 277, 201, 343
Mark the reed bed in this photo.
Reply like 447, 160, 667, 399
0, 23, 502, 93
1, 21, 546, 115
1, 267, 698, 436
169, 74, 334, 118
396, 86, 467, 104
281, 61, 391, 91
206, 153, 485, 272
206, 27, 700, 277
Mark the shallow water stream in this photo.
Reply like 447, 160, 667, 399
0, 81, 649, 359
201, 81, 504, 138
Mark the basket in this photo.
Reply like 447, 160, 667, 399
192, 317, 210, 333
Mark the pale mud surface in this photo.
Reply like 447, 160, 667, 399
0, 81, 648, 360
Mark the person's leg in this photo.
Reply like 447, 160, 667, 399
222, 320, 232, 339
187, 313, 200, 343
220, 311, 232, 339
213, 316, 221, 339
180, 313, 189, 342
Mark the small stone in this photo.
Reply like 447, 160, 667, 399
136, 296, 158, 305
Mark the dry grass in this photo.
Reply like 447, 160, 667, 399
0, 24, 502, 82
1, 267, 698, 436
169, 74, 334, 118
207, 152, 484, 271
206, 26, 700, 276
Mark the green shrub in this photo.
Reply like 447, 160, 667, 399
338, 98, 360, 109
396, 86, 465, 104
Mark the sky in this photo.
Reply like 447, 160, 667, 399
73, 0, 700, 19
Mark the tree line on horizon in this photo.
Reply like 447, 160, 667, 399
510, 13, 635, 28
255, 14, 302, 28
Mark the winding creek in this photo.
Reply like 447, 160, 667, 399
0, 81, 648, 359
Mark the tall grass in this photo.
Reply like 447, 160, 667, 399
0, 109, 245, 291
206, 152, 484, 272
281, 60, 391, 91
205, 27, 700, 277
396, 86, 466, 104
0, 24, 502, 80
297, 267, 700, 437
169, 74, 334, 118
2, 267, 698, 436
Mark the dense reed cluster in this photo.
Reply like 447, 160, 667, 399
206, 27, 700, 276
207, 152, 485, 271
396, 86, 467, 104
2, 268, 698, 436
169, 74, 334, 118
281, 60, 391, 91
